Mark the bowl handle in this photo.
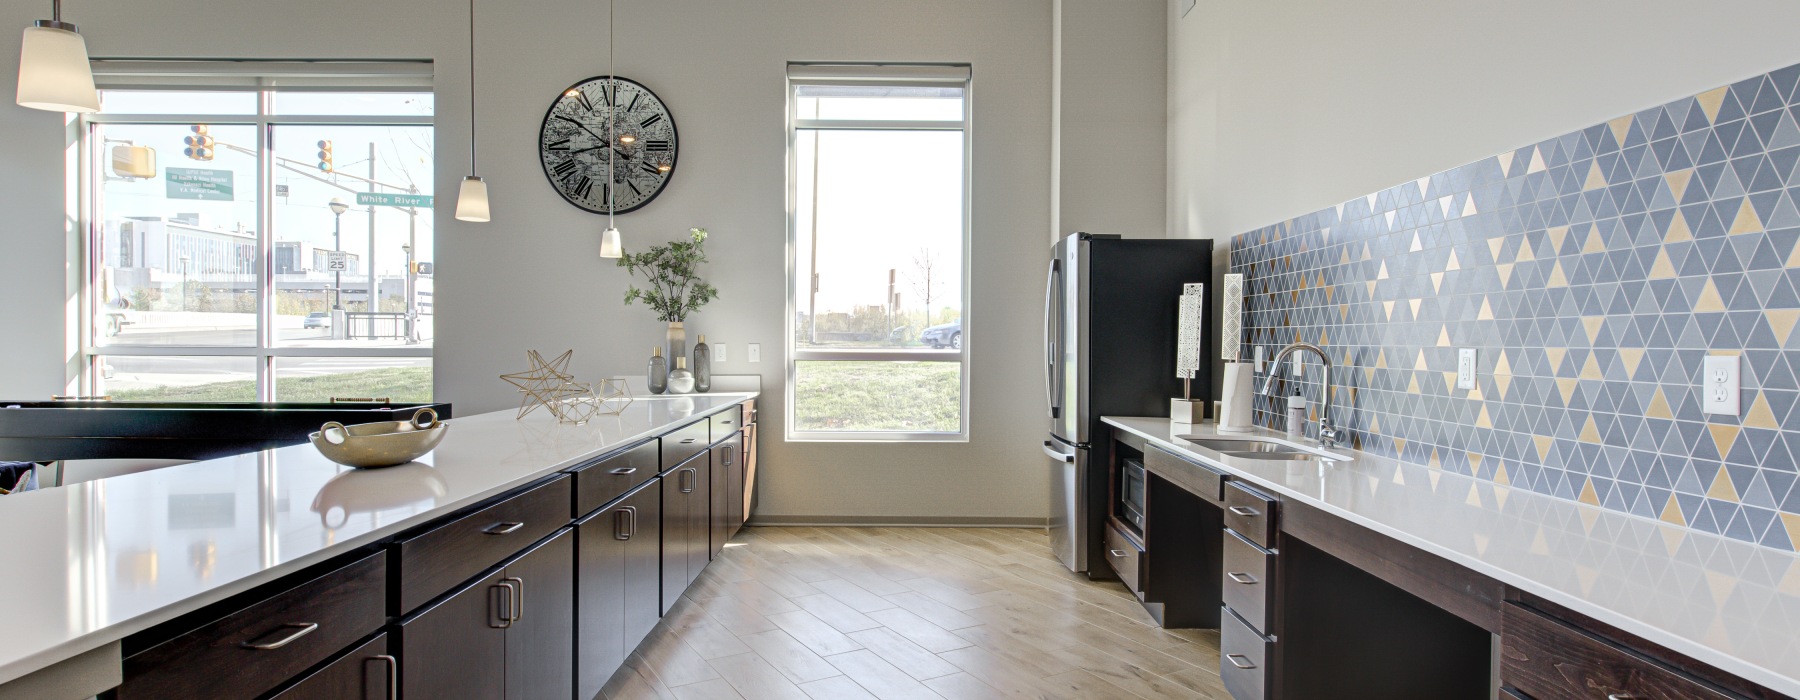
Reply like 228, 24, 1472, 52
411, 407, 439, 430
320, 421, 349, 445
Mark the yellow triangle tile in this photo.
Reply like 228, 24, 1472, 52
1584, 162, 1609, 191
1579, 416, 1601, 444
1487, 237, 1505, 260
1463, 197, 1478, 218
1429, 448, 1442, 469
1468, 386, 1483, 401
1648, 249, 1676, 279
1467, 452, 1484, 470
1377, 261, 1389, 280
1478, 298, 1495, 320
1746, 392, 1778, 429
1661, 492, 1686, 526
1494, 463, 1510, 486
1533, 435, 1554, 461
1410, 233, 1423, 252
1729, 197, 1764, 235
1516, 241, 1536, 262
1497, 151, 1515, 177
1340, 248, 1351, 265
1410, 298, 1422, 317
1557, 378, 1579, 404
1318, 328, 1329, 346
1608, 114, 1633, 144
1548, 226, 1569, 251
1382, 300, 1396, 320
1696, 86, 1728, 123
1646, 388, 1673, 419
1437, 327, 1452, 347
1784, 513, 1800, 553
1583, 228, 1608, 253
1768, 309, 1800, 346
1710, 424, 1741, 463
1497, 263, 1515, 288
1666, 169, 1693, 201
1445, 249, 1461, 271
1527, 147, 1547, 174
1431, 272, 1444, 293
1476, 405, 1493, 428
1417, 176, 1432, 199
1493, 373, 1512, 398
1618, 348, 1644, 379
1666, 209, 1693, 242
1694, 279, 1726, 313
1580, 353, 1603, 380
1707, 459, 1739, 503
1375, 349, 1388, 369
1547, 261, 1569, 287
1466, 483, 1482, 507
1392, 466, 1405, 485
1546, 347, 1568, 371
1442, 371, 1458, 392
1407, 375, 1422, 394
1493, 350, 1511, 376
1363, 367, 1375, 383
1395, 437, 1408, 454
1414, 350, 1429, 371
1582, 316, 1605, 345
1428, 471, 1442, 490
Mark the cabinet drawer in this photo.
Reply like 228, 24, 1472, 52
573, 438, 659, 517
394, 475, 571, 614
269, 632, 394, 700
1224, 481, 1277, 548
1103, 522, 1143, 595
119, 552, 387, 700
662, 420, 711, 469
1145, 445, 1226, 504
1221, 606, 1272, 700
1500, 602, 1733, 700
1222, 528, 1275, 634
710, 404, 743, 442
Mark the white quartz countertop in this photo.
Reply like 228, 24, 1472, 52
0, 393, 755, 686
1103, 416, 1800, 697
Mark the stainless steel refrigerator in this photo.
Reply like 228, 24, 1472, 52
1044, 232, 1214, 575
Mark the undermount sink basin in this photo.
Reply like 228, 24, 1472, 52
1174, 435, 1348, 462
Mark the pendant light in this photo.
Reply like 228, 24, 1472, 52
453, 0, 490, 222
16, 0, 99, 113
597, 0, 623, 259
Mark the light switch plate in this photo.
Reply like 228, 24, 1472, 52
714, 343, 728, 362
1254, 346, 1266, 373
1457, 348, 1477, 390
1703, 355, 1740, 415
747, 343, 761, 363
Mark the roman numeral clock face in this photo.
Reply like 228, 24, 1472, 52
538, 76, 678, 214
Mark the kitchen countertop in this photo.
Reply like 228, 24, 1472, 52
0, 393, 755, 687
1104, 416, 1800, 697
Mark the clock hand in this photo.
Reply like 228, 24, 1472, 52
555, 115, 609, 143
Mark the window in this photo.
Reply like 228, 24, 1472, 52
787, 65, 971, 441
84, 81, 434, 402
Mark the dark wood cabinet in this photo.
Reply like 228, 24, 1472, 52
710, 436, 742, 559
660, 452, 709, 614
269, 633, 394, 700
1501, 601, 1735, 700
573, 438, 659, 518
393, 474, 571, 615
577, 478, 663, 700
398, 529, 575, 700
726, 432, 746, 538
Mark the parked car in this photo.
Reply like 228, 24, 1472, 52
919, 320, 961, 349
303, 311, 331, 329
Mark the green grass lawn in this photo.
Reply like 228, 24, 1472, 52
793, 361, 960, 432
111, 367, 433, 403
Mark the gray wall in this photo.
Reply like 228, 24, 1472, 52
0, 0, 1113, 524
1168, 0, 1800, 243
1054, 0, 1167, 241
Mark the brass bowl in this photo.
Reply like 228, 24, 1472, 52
309, 408, 449, 469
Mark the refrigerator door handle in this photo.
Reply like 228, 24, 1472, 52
1044, 258, 1061, 419
1042, 440, 1075, 463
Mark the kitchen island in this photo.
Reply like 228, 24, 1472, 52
0, 392, 756, 699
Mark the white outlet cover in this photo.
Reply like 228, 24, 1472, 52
714, 343, 728, 362
1254, 346, 1266, 373
1703, 355, 1740, 415
748, 343, 761, 363
1457, 348, 1477, 390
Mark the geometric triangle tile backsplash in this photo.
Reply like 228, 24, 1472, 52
1231, 62, 1800, 552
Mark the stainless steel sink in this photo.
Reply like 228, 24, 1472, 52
1174, 435, 1347, 462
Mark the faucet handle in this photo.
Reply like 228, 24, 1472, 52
1317, 418, 1342, 448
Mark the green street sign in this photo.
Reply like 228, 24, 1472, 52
356, 192, 433, 208
166, 167, 234, 201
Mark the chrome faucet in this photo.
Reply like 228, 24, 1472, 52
1258, 342, 1342, 448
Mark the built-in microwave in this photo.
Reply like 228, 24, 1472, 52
1118, 456, 1147, 532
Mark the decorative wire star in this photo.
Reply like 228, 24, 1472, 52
500, 349, 577, 419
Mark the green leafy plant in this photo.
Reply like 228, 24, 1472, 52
618, 227, 720, 322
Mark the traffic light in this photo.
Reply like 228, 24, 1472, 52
182, 125, 214, 161
317, 140, 334, 172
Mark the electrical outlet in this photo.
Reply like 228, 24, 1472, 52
1703, 355, 1740, 415
714, 343, 728, 362
1457, 348, 1477, 390
747, 343, 761, 363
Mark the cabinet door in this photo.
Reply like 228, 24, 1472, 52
622, 478, 664, 654
709, 441, 730, 560
504, 528, 575, 700
727, 433, 745, 538
577, 506, 628, 700
741, 423, 758, 529
270, 633, 393, 700
687, 453, 712, 581
398, 570, 507, 700
661, 464, 698, 614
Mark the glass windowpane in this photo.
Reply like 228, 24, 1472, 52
794, 361, 961, 433
98, 90, 258, 115
96, 356, 257, 401
274, 357, 432, 403
272, 92, 433, 116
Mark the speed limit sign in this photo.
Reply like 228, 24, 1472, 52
326, 251, 349, 272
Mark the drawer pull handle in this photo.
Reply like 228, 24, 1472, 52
371, 654, 398, 700
610, 467, 638, 475
1225, 653, 1257, 670
484, 521, 525, 535
1228, 506, 1261, 517
680, 438, 697, 444
1227, 572, 1259, 584
680, 467, 697, 493
1109, 549, 1128, 557
491, 580, 517, 628
240, 622, 319, 650
1607, 696, 1634, 700
615, 505, 637, 541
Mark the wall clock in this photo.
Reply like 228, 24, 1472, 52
538, 76, 678, 215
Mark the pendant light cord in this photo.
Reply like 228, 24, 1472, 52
467, 0, 478, 175
606, 0, 616, 229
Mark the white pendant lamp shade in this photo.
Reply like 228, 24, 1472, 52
600, 227, 623, 258
455, 176, 490, 222
17, 20, 99, 113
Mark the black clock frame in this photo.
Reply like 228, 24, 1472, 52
537, 75, 680, 216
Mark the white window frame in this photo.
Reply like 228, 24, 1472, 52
784, 63, 973, 442
79, 80, 434, 401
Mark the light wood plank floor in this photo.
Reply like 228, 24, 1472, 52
602, 527, 1231, 700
